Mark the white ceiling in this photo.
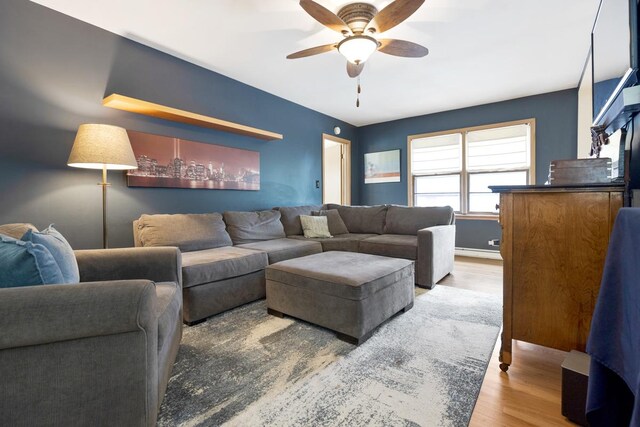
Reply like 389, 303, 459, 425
31, 0, 601, 126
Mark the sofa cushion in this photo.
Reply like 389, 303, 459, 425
288, 233, 377, 253
155, 281, 181, 353
277, 205, 321, 236
237, 238, 322, 264
0, 234, 65, 287
22, 225, 79, 284
223, 210, 286, 245
137, 213, 232, 252
359, 234, 418, 260
266, 251, 414, 301
324, 204, 387, 234
384, 205, 455, 235
0, 223, 37, 240
181, 246, 268, 288
300, 215, 332, 238
312, 209, 349, 235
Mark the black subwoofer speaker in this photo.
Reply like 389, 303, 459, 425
561, 350, 590, 426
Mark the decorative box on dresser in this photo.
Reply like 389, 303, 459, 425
490, 184, 624, 371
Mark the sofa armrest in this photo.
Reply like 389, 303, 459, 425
75, 247, 182, 285
0, 280, 157, 350
0, 280, 160, 426
417, 224, 456, 288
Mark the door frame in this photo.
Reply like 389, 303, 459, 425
322, 133, 351, 205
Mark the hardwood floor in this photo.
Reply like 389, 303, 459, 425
438, 256, 575, 427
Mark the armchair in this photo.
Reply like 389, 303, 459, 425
0, 247, 182, 427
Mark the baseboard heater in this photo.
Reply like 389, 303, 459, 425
455, 247, 502, 260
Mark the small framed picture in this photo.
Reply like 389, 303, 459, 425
364, 149, 401, 184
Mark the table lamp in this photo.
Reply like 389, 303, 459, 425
67, 124, 138, 248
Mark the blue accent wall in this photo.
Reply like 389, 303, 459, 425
0, 0, 356, 249
0, 1, 582, 252
355, 89, 579, 250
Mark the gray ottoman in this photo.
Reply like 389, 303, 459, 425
266, 251, 414, 345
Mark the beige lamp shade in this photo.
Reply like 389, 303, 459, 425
67, 124, 138, 170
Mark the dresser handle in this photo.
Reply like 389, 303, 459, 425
495, 204, 500, 211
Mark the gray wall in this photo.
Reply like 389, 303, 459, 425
355, 89, 579, 250
0, 0, 356, 249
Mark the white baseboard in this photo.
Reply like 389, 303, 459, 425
455, 247, 502, 260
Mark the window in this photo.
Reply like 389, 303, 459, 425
408, 120, 535, 216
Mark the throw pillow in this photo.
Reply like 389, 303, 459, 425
299, 215, 332, 238
276, 205, 322, 236
312, 209, 349, 235
0, 234, 65, 288
223, 210, 286, 245
22, 225, 80, 284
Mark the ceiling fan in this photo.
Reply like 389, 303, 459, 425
287, 0, 429, 78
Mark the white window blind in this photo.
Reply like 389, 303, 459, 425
466, 124, 530, 172
411, 133, 462, 174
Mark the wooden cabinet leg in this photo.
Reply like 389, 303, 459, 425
499, 331, 512, 372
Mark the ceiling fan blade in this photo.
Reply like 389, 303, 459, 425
378, 39, 429, 57
347, 62, 365, 78
287, 43, 337, 59
366, 0, 425, 34
299, 0, 352, 34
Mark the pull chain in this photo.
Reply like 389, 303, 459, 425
356, 77, 361, 108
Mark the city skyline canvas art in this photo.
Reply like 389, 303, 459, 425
126, 131, 260, 190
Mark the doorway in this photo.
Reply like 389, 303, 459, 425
322, 134, 351, 205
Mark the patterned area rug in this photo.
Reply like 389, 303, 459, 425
158, 286, 502, 427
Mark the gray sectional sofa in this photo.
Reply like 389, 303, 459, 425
134, 204, 455, 325
282, 204, 455, 287
133, 212, 322, 324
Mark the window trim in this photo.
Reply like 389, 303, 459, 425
407, 118, 536, 218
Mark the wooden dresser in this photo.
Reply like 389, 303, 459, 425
490, 184, 624, 371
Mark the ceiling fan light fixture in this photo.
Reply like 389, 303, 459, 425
337, 35, 378, 64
